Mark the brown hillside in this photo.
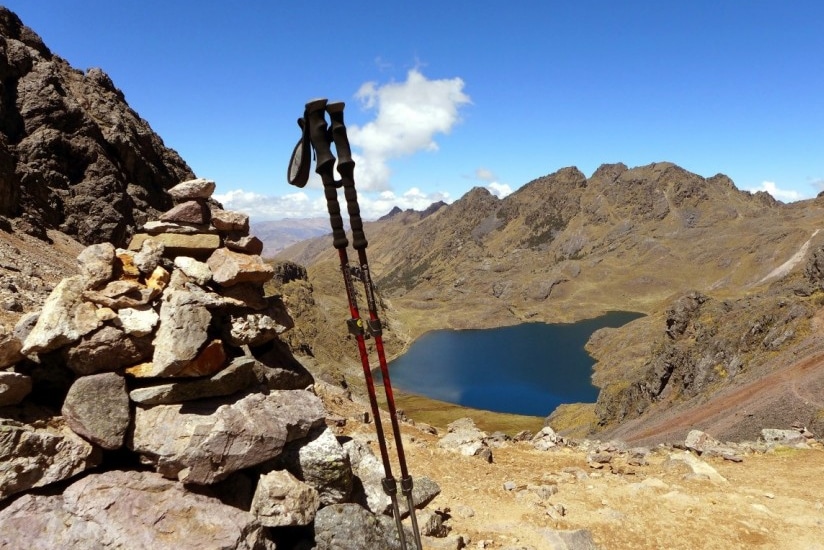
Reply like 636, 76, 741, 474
276, 162, 824, 442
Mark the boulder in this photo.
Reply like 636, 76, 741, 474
174, 256, 213, 285
224, 310, 290, 347
63, 325, 153, 375
148, 288, 212, 377
666, 451, 728, 484
250, 339, 314, 391
278, 426, 353, 505
207, 248, 274, 287
62, 372, 130, 450
761, 428, 809, 448
0, 326, 24, 368
532, 426, 562, 451
0, 470, 274, 550
211, 209, 250, 233
160, 200, 210, 225
132, 238, 166, 275
20, 276, 101, 355
0, 417, 101, 501
169, 178, 216, 201
250, 469, 319, 527
343, 437, 440, 516
314, 503, 408, 550
129, 390, 326, 484
128, 232, 221, 260
438, 417, 493, 461
226, 235, 264, 256
0, 372, 32, 406
114, 306, 159, 337
76, 242, 116, 288
128, 356, 258, 405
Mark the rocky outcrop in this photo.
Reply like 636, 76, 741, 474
0, 7, 194, 245
594, 287, 816, 434
0, 470, 275, 550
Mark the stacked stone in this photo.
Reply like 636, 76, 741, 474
0, 177, 440, 549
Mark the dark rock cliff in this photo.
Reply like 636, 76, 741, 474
0, 8, 195, 246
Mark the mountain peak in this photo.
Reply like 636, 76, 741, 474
0, 6, 194, 246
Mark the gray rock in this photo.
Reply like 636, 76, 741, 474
128, 232, 221, 260
62, 372, 130, 450
279, 426, 353, 505
761, 428, 809, 448
129, 356, 258, 405
130, 390, 326, 484
532, 426, 561, 451
225, 311, 289, 347
0, 326, 23, 368
207, 248, 274, 287
344, 437, 440, 516
0, 470, 274, 550
684, 429, 724, 455
314, 503, 407, 550
132, 238, 166, 275
149, 288, 212, 377
666, 451, 728, 484
343, 437, 390, 513
250, 469, 319, 527
0, 417, 101, 501
174, 256, 213, 285
538, 528, 601, 549
63, 325, 153, 375
226, 235, 264, 255
422, 534, 465, 549
438, 417, 493, 461
211, 209, 250, 233
0, 372, 32, 406
76, 242, 116, 289
81, 279, 158, 309
169, 178, 216, 201
160, 200, 210, 225
143, 220, 214, 235
415, 508, 448, 537
115, 305, 159, 337
20, 275, 101, 355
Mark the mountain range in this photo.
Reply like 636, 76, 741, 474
275, 162, 824, 443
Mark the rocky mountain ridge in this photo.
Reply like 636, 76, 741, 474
276, 162, 824, 444
0, 7, 194, 246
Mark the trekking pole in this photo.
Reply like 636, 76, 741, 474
326, 101, 423, 550
289, 98, 411, 549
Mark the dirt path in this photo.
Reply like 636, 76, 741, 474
599, 351, 824, 445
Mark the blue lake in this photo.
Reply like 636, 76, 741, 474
383, 311, 644, 417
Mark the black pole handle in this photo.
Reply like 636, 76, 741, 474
326, 102, 368, 251
305, 99, 348, 250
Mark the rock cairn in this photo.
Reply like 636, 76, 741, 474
0, 178, 438, 549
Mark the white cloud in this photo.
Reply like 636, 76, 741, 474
473, 167, 513, 198
215, 186, 451, 222
745, 181, 802, 202
214, 189, 329, 220
487, 182, 513, 198
347, 68, 471, 191
218, 69, 469, 222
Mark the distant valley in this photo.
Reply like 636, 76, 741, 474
252, 217, 341, 258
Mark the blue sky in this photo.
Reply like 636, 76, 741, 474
3, 1, 823, 221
